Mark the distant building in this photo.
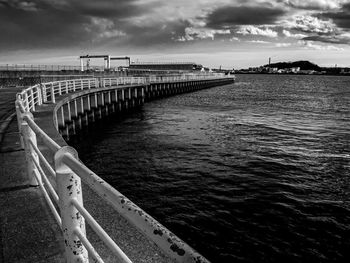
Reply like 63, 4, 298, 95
299, 70, 316, 74
340, 68, 350, 74
268, 67, 278, 73
212, 67, 234, 74
128, 62, 203, 71
290, 67, 300, 73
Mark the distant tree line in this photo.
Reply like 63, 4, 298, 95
263, 60, 350, 75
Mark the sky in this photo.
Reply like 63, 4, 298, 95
1, 0, 350, 68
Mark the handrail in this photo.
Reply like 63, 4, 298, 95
71, 198, 132, 263
61, 151, 207, 261
30, 153, 62, 227
73, 228, 104, 263
15, 74, 233, 262
30, 140, 56, 178
23, 114, 61, 152
29, 139, 58, 203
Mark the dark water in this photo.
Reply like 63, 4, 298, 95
71, 75, 350, 262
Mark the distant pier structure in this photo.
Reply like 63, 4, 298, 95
79, 54, 204, 72
129, 62, 203, 71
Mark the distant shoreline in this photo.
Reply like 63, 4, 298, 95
234, 72, 350, 76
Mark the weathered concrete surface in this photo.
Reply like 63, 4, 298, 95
0, 87, 65, 263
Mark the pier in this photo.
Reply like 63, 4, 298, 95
1, 73, 234, 262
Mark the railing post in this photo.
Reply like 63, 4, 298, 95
21, 112, 41, 186
50, 83, 56, 103
41, 84, 47, 103
58, 82, 62, 95
15, 99, 25, 148
55, 146, 88, 263
24, 92, 29, 111
36, 85, 42, 106
30, 89, 35, 111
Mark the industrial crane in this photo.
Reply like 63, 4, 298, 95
79, 55, 130, 71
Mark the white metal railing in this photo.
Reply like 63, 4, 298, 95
17, 78, 98, 112
14, 74, 232, 262
16, 99, 138, 262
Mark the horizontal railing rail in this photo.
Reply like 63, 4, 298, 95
15, 73, 233, 262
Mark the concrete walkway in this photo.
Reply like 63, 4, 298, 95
0, 87, 65, 262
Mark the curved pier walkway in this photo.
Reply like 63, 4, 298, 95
0, 86, 176, 263
1, 76, 233, 262
0, 87, 65, 262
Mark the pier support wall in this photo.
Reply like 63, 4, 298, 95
56, 78, 233, 139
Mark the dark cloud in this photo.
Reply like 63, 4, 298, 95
0, 3, 89, 50
69, 0, 146, 18
321, 3, 350, 29
114, 20, 191, 47
206, 5, 286, 29
0, 0, 155, 50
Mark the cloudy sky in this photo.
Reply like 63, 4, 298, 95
1, 0, 350, 68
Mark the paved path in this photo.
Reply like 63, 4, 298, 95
0, 87, 21, 122
0, 87, 65, 262
0, 87, 22, 145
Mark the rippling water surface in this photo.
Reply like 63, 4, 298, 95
71, 75, 350, 262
